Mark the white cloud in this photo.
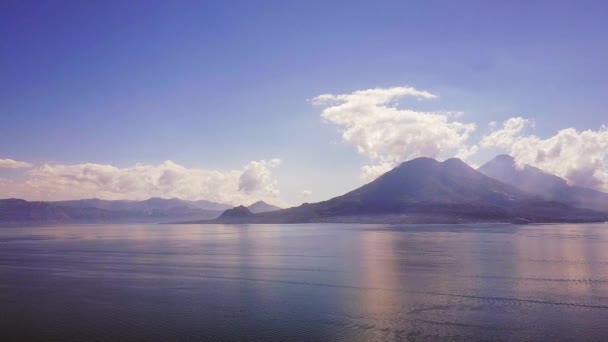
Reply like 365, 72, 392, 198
313, 86, 476, 181
0, 159, 283, 205
238, 158, 281, 194
300, 190, 312, 197
0, 158, 32, 169
481, 118, 608, 191
360, 163, 394, 181
479, 117, 532, 149
312, 86, 438, 107
314, 86, 608, 192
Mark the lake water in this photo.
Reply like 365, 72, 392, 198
1, 223, 608, 341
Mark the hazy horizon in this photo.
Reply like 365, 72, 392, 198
0, 155, 516, 205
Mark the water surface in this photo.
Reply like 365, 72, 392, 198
1, 223, 608, 341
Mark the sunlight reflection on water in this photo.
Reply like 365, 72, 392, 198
1, 223, 608, 341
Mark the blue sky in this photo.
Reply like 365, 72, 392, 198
1, 1, 607, 205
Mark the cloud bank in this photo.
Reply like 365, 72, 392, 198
3, 85, 607, 201
313, 86, 476, 180
316, 86, 608, 192
0, 159, 282, 205
0, 158, 32, 169
481, 118, 608, 191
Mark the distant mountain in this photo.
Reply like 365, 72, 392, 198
218, 205, 255, 220
185, 199, 233, 211
247, 201, 281, 213
53, 197, 232, 212
189, 157, 607, 225
0, 198, 129, 224
4, 159, 607, 226
478, 155, 608, 213
0, 197, 227, 224
0, 199, 70, 223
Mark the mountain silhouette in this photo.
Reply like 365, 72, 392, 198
3, 158, 607, 225
196, 157, 606, 224
53, 197, 232, 212
0, 197, 227, 224
217, 205, 255, 220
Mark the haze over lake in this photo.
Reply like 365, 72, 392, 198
2, 223, 608, 341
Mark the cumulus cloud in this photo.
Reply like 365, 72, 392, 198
314, 86, 608, 192
0, 158, 32, 169
479, 117, 532, 149
238, 158, 281, 194
0, 159, 283, 205
481, 118, 608, 191
313, 86, 476, 181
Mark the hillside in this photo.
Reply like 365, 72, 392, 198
192, 158, 607, 224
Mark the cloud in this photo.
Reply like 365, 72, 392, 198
360, 163, 394, 181
313, 86, 476, 180
301, 190, 312, 197
314, 86, 608, 192
238, 158, 281, 194
481, 118, 608, 191
0, 158, 32, 169
0, 159, 283, 205
312, 86, 438, 107
479, 117, 532, 149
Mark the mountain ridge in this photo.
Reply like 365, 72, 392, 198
3, 157, 607, 225
247, 201, 281, 213
186, 157, 607, 225
52, 197, 232, 211
0, 197, 228, 224
478, 154, 608, 212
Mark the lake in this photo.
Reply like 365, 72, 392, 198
1, 223, 608, 341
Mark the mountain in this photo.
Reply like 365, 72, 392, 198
0, 198, 132, 224
220, 205, 255, 218
0, 199, 71, 223
4, 158, 607, 225
53, 197, 232, 212
478, 155, 608, 213
247, 201, 281, 213
185, 199, 233, 211
189, 157, 607, 224
0, 197, 226, 224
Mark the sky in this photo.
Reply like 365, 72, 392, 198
1, 0, 607, 206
